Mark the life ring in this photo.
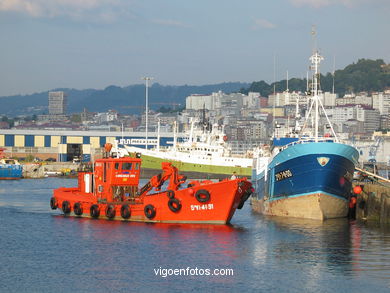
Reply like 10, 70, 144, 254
62, 201, 71, 214
73, 202, 83, 216
195, 189, 211, 203
50, 197, 58, 210
120, 204, 131, 219
144, 204, 156, 219
105, 204, 116, 219
168, 198, 182, 213
90, 204, 100, 218
166, 190, 175, 199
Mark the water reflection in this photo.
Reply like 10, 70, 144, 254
52, 215, 248, 263
251, 214, 390, 286
350, 221, 390, 281
268, 216, 353, 272
1, 178, 390, 292
252, 216, 348, 269
50, 215, 250, 290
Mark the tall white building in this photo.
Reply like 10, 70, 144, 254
185, 91, 245, 112
356, 105, 380, 133
185, 94, 214, 110
48, 91, 67, 115
323, 92, 337, 107
243, 92, 260, 108
268, 91, 307, 107
372, 91, 390, 115
331, 106, 356, 130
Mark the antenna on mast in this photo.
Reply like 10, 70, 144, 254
311, 25, 317, 53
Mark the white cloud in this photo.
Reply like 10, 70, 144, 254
0, 0, 42, 17
0, 0, 128, 21
252, 19, 276, 30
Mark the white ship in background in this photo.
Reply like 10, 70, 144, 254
115, 119, 253, 177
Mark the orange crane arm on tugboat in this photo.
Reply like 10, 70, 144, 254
138, 162, 187, 197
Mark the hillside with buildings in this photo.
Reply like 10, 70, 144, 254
0, 82, 249, 117
0, 58, 389, 118
1, 58, 390, 164
1, 86, 390, 163
1, 86, 390, 164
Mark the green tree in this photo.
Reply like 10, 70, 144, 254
242, 58, 390, 96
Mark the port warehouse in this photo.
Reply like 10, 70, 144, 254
0, 129, 180, 162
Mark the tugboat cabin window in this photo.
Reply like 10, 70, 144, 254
122, 163, 132, 170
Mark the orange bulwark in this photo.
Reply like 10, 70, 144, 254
51, 157, 253, 224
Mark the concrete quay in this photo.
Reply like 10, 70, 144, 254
22, 162, 80, 178
354, 182, 390, 224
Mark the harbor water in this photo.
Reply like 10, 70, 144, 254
0, 178, 389, 293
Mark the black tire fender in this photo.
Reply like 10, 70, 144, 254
62, 200, 71, 214
73, 202, 83, 216
144, 204, 156, 219
90, 204, 100, 218
120, 204, 131, 219
237, 189, 252, 210
50, 197, 58, 210
105, 204, 116, 219
168, 198, 182, 213
195, 189, 211, 203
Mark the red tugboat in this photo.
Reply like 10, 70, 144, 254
50, 155, 253, 224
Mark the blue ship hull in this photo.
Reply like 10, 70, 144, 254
0, 164, 23, 179
252, 141, 359, 220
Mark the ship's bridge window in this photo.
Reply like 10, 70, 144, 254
122, 162, 132, 170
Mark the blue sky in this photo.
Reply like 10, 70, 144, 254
0, 0, 389, 96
